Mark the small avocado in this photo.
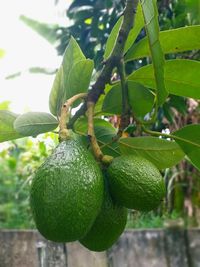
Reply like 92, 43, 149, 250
30, 138, 104, 242
107, 155, 165, 211
79, 178, 127, 251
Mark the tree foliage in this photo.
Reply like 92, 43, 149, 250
1, 0, 200, 228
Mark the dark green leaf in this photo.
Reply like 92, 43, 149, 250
140, 0, 168, 105
67, 59, 94, 107
125, 25, 200, 61
75, 118, 119, 157
173, 124, 200, 170
124, 3, 144, 53
104, 3, 144, 60
119, 136, 185, 169
14, 112, 58, 137
128, 59, 200, 99
0, 111, 22, 142
102, 81, 154, 118
104, 16, 123, 60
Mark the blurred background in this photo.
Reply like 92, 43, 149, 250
0, 0, 200, 229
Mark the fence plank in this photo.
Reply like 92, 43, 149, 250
187, 229, 200, 267
108, 230, 167, 267
67, 241, 108, 267
0, 230, 38, 267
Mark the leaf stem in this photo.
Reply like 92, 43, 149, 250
142, 127, 200, 148
117, 59, 130, 137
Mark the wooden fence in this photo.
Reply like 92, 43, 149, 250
0, 228, 200, 267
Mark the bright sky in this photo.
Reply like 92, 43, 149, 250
0, 0, 71, 114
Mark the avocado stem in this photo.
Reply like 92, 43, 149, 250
59, 93, 87, 142
87, 101, 113, 165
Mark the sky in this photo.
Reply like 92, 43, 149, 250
0, 0, 71, 114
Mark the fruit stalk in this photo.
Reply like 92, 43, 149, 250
59, 93, 87, 142
87, 101, 113, 164
87, 101, 103, 160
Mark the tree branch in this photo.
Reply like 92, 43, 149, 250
68, 0, 139, 129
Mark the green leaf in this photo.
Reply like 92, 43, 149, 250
128, 59, 200, 99
62, 36, 85, 86
75, 118, 119, 157
49, 66, 64, 116
14, 112, 58, 137
173, 124, 200, 171
119, 136, 185, 169
140, 0, 168, 105
125, 25, 200, 61
94, 84, 113, 115
67, 59, 94, 107
102, 81, 154, 118
104, 3, 144, 59
62, 36, 86, 101
20, 15, 58, 44
49, 37, 86, 116
0, 111, 22, 142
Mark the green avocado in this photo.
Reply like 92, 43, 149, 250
107, 155, 165, 211
79, 178, 127, 251
30, 138, 104, 242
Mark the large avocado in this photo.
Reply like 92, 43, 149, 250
79, 178, 127, 251
30, 138, 104, 242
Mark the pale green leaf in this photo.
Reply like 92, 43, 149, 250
102, 81, 154, 118
125, 25, 200, 61
49, 66, 64, 116
128, 59, 200, 99
0, 111, 23, 142
173, 124, 200, 170
49, 37, 86, 116
0, 49, 5, 59
140, 0, 168, 105
14, 112, 58, 137
119, 136, 185, 169
67, 59, 94, 107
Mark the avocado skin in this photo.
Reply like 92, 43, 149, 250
107, 155, 165, 211
30, 138, 104, 242
79, 178, 127, 251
